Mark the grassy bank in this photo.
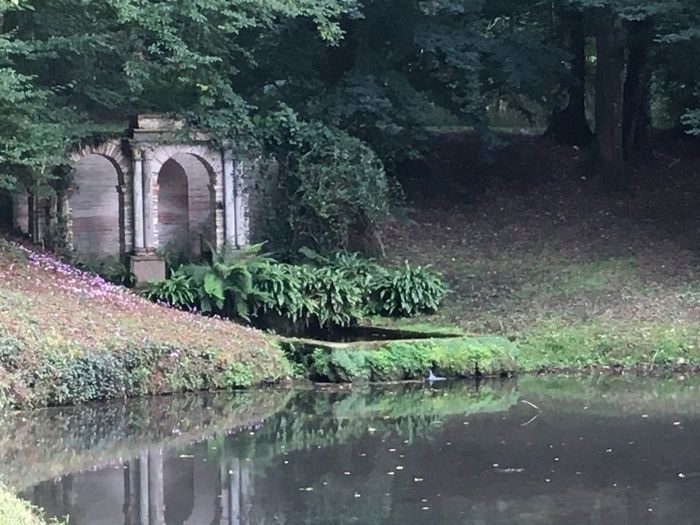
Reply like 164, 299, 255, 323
0, 487, 53, 525
386, 133, 700, 371
0, 238, 291, 408
283, 334, 519, 382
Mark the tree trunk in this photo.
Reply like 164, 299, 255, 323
546, 7, 593, 145
623, 18, 653, 159
594, 10, 627, 188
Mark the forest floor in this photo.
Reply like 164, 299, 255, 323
383, 132, 700, 371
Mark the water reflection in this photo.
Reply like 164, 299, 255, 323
6, 376, 700, 524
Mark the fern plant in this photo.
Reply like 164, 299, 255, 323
373, 261, 446, 317
304, 266, 366, 328
180, 243, 268, 319
142, 272, 196, 309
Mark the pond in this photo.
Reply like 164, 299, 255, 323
4, 375, 700, 524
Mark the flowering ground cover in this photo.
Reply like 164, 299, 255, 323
0, 238, 291, 408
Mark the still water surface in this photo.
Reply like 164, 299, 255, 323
4, 375, 700, 524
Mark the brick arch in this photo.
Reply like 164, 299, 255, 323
68, 140, 134, 254
69, 140, 131, 184
149, 144, 221, 188
149, 144, 225, 250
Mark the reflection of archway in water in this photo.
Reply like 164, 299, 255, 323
157, 153, 215, 257
71, 154, 123, 257
164, 452, 194, 524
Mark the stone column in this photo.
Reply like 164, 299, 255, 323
143, 150, 155, 251
133, 149, 145, 252
233, 159, 248, 248
148, 448, 165, 525
222, 149, 237, 247
139, 452, 149, 525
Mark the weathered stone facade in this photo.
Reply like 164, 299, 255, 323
11, 115, 269, 282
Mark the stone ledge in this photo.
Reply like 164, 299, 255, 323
129, 252, 166, 284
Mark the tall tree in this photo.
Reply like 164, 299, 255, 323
546, 5, 593, 145
622, 17, 654, 158
593, 7, 627, 186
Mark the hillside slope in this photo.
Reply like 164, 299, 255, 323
0, 239, 290, 407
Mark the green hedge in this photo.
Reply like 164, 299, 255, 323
285, 335, 519, 383
0, 336, 291, 408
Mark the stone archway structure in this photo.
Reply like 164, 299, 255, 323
14, 114, 267, 282
127, 115, 250, 280
68, 140, 131, 257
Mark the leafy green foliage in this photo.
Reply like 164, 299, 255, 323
249, 261, 310, 322
260, 107, 397, 251
179, 245, 261, 318
299, 335, 518, 382
142, 271, 195, 309
0, 332, 290, 408
373, 261, 447, 317
143, 249, 448, 330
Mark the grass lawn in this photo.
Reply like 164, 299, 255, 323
384, 133, 700, 371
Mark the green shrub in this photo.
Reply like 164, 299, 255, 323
304, 266, 366, 328
311, 348, 369, 382
0, 337, 22, 372
141, 248, 447, 330
142, 271, 196, 309
250, 260, 368, 329
180, 244, 265, 319
298, 336, 518, 383
260, 107, 396, 251
165, 353, 205, 393
32, 348, 131, 405
249, 261, 309, 322
213, 362, 254, 389
373, 261, 446, 317
366, 344, 431, 381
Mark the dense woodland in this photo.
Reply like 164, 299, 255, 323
1, 0, 700, 251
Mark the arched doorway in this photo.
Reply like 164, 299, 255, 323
157, 154, 215, 258
71, 154, 122, 257
157, 158, 190, 254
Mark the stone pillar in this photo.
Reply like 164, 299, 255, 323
133, 149, 145, 252
139, 452, 149, 525
222, 149, 236, 247
148, 448, 165, 525
130, 148, 165, 284
233, 159, 248, 248
143, 150, 155, 251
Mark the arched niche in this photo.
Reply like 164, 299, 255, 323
157, 153, 215, 257
70, 154, 123, 258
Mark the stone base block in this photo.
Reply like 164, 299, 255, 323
130, 253, 166, 284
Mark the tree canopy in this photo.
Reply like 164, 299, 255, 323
1, 0, 699, 247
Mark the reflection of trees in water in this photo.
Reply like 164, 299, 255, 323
0, 390, 291, 491
21, 382, 518, 524
19, 377, 700, 524
228, 382, 518, 472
